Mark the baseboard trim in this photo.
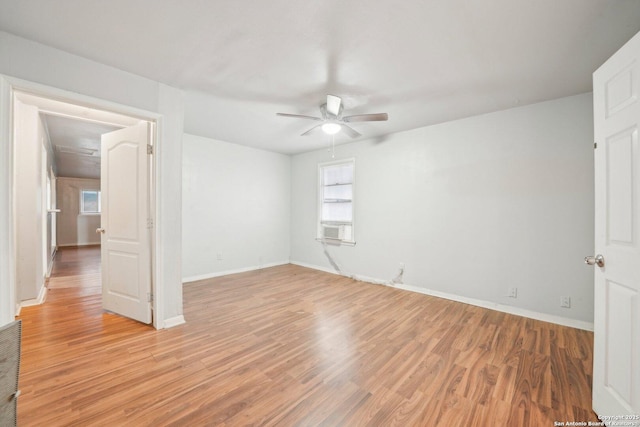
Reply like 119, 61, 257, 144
290, 260, 594, 332
20, 284, 47, 308
395, 283, 594, 331
58, 243, 101, 248
163, 315, 186, 329
182, 261, 290, 284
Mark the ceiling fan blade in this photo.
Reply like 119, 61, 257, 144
326, 95, 342, 117
342, 113, 389, 122
276, 113, 323, 121
301, 124, 323, 136
340, 124, 361, 138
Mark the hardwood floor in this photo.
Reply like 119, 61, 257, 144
17, 249, 598, 426
47, 246, 101, 290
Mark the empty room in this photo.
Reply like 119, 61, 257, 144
1, 1, 640, 426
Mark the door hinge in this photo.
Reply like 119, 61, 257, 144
147, 292, 153, 303
147, 218, 153, 229
147, 144, 153, 155
594, 142, 598, 149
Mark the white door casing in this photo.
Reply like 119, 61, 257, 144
101, 122, 152, 324
0, 75, 15, 324
592, 30, 640, 418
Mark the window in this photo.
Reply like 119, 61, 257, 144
318, 159, 355, 243
80, 190, 101, 214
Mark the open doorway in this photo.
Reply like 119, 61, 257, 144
13, 90, 155, 324
42, 112, 117, 294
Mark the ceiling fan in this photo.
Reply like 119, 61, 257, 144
276, 94, 388, 138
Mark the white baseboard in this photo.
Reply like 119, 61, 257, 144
20, 284, 47, 308
163, 315, 186, 329
395, 283, 594, 331
58, 243, 101, 247
290, 260, 594, 332
182, 261, 290, 284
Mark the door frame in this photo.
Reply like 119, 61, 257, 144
0, 74, 164, 328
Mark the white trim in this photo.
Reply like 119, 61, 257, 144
6, 76, 160, 121
182, 261, 290, 284
163, 315, 185, 329
290, 260, 594, 331
154, 84, 184, 331
57, 243, 101, 248
0, 75, 15, 325
394, 283, 594, 331
315, 238, 356, 246
20, 285, 47, 308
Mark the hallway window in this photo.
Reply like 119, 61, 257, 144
80, 190, 101, 214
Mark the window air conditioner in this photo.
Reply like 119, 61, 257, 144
322, 224, 344, 240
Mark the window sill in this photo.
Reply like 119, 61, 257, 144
315, 238, 356, 246
80, 212, 101, 216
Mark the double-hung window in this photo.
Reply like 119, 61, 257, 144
318, 159, 355, 244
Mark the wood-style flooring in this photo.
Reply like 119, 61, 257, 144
47, 245, 101, 289
17, 247, 598, 426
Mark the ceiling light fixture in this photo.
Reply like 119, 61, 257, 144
321, 122, 341, 135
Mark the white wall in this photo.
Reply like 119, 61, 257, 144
56, 177, 101, 247
42, 126, 56, 277
46, 168, 57, 275
291, 93, 595, 327
14, 100, 45, 302
182, 134, 291, 281
0, 31, 184, 328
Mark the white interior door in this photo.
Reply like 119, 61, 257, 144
592, 30, 640, 418
100, 122, 152, 324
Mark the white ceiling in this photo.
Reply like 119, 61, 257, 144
15, 92, 141, 179
2, 0, 640, 154
42, 114, 120, 180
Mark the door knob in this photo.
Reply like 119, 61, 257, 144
96, 228, 105, 234
585, 254, 604, 267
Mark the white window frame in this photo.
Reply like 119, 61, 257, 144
80, 189, 101, 214
317, 158, 355, 245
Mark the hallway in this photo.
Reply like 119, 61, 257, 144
47, 246, 101, 291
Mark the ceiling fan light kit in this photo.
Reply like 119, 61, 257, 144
321, 122, 341, 135
277, 94, 388, 139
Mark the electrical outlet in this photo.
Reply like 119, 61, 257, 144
217, 253, 223, 261
560, 296, 571, 308
508, 287, 517, 298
